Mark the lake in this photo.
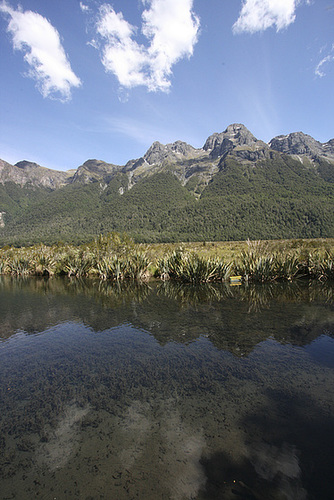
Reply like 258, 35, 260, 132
0, 277, 333, 500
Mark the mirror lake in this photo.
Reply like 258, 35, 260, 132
0, 276, 333, 500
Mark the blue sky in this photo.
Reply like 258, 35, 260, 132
0, 0, 333, 171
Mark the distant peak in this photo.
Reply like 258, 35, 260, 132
143, 139, 196, 165
224, 123, 249, 133
269, 131, 325, 158
203, 123, 264, 157
15, 160, 41, 169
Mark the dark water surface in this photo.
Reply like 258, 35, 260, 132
0, 277, 333, 500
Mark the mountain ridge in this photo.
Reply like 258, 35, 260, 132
0, 123, 333, 245
1, 124, 333, 191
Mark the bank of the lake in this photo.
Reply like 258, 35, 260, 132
0, 235, 333, 283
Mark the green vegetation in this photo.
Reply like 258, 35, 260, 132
155, 250, 232, 283
0, 234, 333, 283
0, 153, 333, 246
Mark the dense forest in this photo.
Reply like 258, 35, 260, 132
1, 123, 334, 246
0, 152, 333, 246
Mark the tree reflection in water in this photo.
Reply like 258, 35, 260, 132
0, 277, 333, 499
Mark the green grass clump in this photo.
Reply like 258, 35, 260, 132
95, 255, 125, 281
155, 249, 232, 283
235, 240, 301, 282
303, 251, 334, 281
0, 234, 333, 283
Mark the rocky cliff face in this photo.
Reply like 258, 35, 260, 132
142, 140, 199, 165
269, 132, 334, 163
70, 160, 120, 184
204, 124, 268, 157
1, 124, 333, 193
0, 159, 72, 188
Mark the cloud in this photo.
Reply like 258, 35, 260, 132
0, 1, 81, 101
79, 2, 90, 13
233, 0, 302, 34
93, 0, 200, 92
315, 44, 334, 77
38, 402, 90, 471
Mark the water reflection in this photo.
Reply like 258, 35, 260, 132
38, 402, 91, 471
1, 277, 333, 351
0, 277, 333, 499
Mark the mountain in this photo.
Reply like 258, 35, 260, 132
269, 131, 334, 162
0, 159, 73, 188
0, 124, 333, 245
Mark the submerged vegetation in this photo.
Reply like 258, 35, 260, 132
0, 233, 333, 283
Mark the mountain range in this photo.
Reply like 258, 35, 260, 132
0, 123, 333, 245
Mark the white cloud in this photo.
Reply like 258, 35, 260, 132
0, 1, 81, 101
79, 2, 90, 13
315, 44, 334, 77
93, 0, 200, 92
233, 0, 302, 34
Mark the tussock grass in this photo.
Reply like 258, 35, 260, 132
155, 250, 232, 283
0, 234, 333, 282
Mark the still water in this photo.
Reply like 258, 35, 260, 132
0, 277, 333, 500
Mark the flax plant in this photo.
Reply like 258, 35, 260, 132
30, 245, 57, 276
156, 250, 232, 283
62, 249, 94, 277
274, 253, 300, 281
305, 251, 334, 280
95, 255, 125, 281
7, 256, 31, 276
124, 251, 151, 280
0, 255, 9, 274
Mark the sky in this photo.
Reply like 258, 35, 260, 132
0, 0, 333, 171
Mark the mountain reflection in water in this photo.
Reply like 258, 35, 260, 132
0, 277, 333, 499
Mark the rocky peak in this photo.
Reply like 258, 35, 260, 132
269, 132, 334, 163
269, 132, 324, 157
15, 160, 42, 170
78, 159, 118, 173
143, 140, 197, 165
70, 159, 120, 184
143, 141, 165, 165
323, 139, 334, 156
168, 140, 196, 156
0, 159, 72, 189
204, 123, 268, 159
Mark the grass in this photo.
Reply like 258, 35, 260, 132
144, 238, 334, 263
0, 234, 333, 283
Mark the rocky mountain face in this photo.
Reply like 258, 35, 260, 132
269, 132, 334, 163
203, 123, 269, 160
1, 124, 333, 194
0, 123, 333, 245
0, 159, 73, 188
70, 160, 121, 184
